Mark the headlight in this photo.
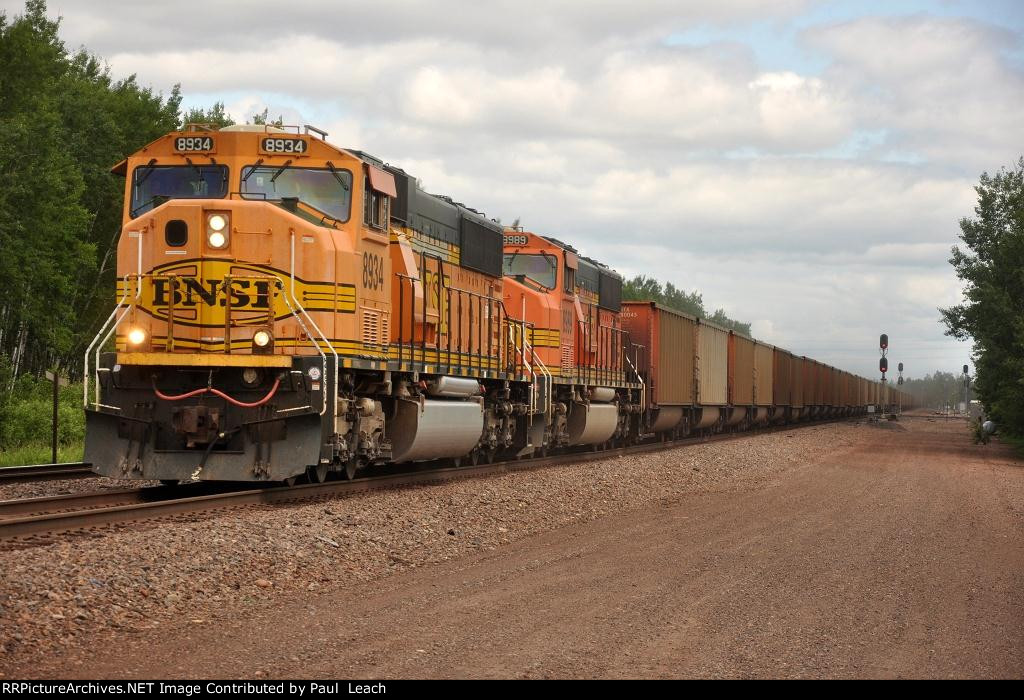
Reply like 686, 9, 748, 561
206, 213, 229, 248
208, 214, 227, 232
242, 368, 262, 387
128, 328, 146, 345
253, 330, 272, 347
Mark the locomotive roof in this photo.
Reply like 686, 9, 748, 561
538, 235, 622, 280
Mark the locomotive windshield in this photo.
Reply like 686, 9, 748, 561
503, 253, 557, 289
130, 165, 228, 217
240, 166, 353, 222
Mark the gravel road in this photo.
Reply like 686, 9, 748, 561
1, 417, 1021, 679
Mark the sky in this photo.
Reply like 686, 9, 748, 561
11, 0, 1023, 379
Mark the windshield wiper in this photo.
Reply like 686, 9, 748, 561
129, 193, 168, 218
270, 159, 293, 183
184, 157, 208, 185
133, 159, 159, 188
325, 161, 350, 191
241, 159, 264, 183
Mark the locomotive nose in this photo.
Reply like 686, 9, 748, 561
141, 201, 232, 255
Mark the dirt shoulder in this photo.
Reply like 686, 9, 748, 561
2, 417, 1022, 679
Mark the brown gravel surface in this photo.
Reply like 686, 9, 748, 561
1, 417, 1021, 679
0, 476, 159, 502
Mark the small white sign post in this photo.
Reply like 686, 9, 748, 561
45, 370, 69, 464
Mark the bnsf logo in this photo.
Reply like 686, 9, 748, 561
152, 278, 272, 309
503, 234, 528, 246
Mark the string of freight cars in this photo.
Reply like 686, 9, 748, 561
81, 123, 909, 486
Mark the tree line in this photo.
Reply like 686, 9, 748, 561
901, 371, 974, 411
0, 1, 283, 390
0, 0, 752, 392
622, 275, 752, 336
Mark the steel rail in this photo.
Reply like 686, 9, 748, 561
0, 462, 93, 484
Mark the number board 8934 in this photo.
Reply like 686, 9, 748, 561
259, 137, 309, 155
174, 136, 215, 153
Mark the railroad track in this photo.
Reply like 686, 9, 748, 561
0, 418, 853, 546
0, 462, 93, 483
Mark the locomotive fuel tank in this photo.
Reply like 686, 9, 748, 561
388, 396, 485, 463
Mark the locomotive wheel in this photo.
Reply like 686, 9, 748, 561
308, 463, 329, 483
342, 456, 358, 481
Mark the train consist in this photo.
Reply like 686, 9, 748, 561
84, 124, 909, 483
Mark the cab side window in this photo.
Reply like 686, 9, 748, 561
364, 177, 388, 230
564, 262, 575, 293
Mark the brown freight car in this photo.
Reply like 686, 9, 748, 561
753, 340, 774, 422
620, 301, 695, 435
727, 331, 755, 427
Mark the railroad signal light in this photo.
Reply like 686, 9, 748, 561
879, 334, 888, 350
898, 377, 903, 385
880, 357, 888, 373
963, 364, 969, 376
898, 362, 903, 372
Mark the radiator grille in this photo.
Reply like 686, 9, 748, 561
361, 308, 389, 348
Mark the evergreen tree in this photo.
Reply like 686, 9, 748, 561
941, 157, 1024, 436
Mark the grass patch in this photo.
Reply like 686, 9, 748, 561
997, 433, 1024, 460
0, 442, 85, 468
1, 370, 86, 467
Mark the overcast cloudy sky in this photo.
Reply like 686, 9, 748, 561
14, 0, 1023, 379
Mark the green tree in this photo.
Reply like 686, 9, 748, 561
250, 108, 284, 127
622, 274, 752, 337
940, 157, 1024, 436
0, 1, 184, 381
0, 0, 91, 378
182, 101, 235, 129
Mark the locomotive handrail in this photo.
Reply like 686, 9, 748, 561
288, 232, 333, 417
508, 323, 537, 413
521, 333, 552, 417
84, 281, 134, 409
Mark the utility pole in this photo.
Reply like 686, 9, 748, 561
962, 364, 970, 416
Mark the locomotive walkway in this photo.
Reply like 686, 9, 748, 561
5, 415, 1022, 679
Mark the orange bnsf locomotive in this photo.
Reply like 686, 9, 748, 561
84, 125, 642, 483
84, 124, 908, 484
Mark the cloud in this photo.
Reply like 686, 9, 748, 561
804, 16, 1024, 171
10, 0, 1016, 376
